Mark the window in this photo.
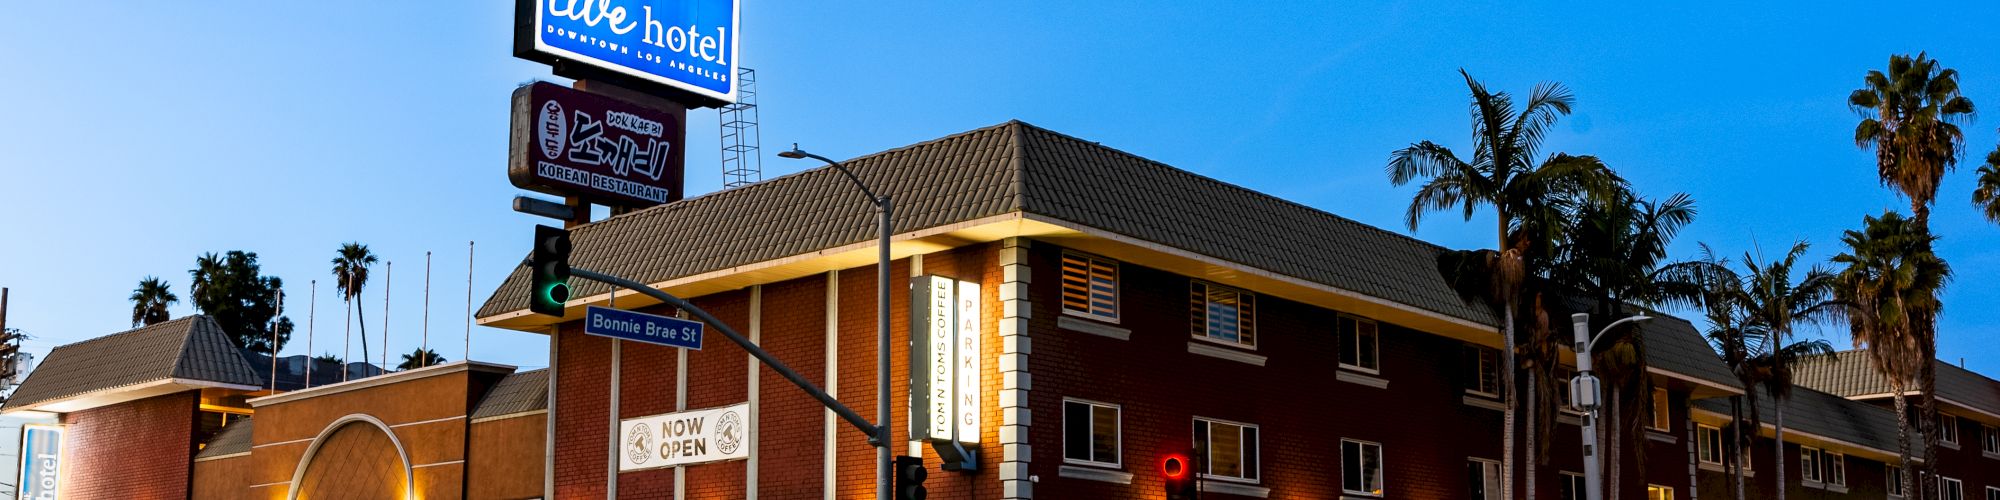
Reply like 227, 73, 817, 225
1887, 466, 1906, 498
1337, 315, 1380, 372
1467, 345, 1501, 397
1696, 425, 1724, 465
1062, 399, 1120, 467
1190, 282, 1256, 348
1943, 477, 1964, 500
1060, 252, 1119, 321
1825, 451, 1844, 486
1341, 439, 1384, 496
1984, 424, 1999, 455
1940, 414, 1960, 446
1647, 484, 1674, 500
1985, 486, 1999, 500
1195, 418, 1259, 482
1467, 458, 1501, 500
1559, 472, 1587, 500
1555, 367, 1578, 411
1799, 446, 1823, 484
1648, 388, 1671, 431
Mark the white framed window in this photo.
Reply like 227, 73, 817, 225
1059, 252, 1119, 322
1696, 425, 1724, 465
1062, 399, 1121, 468
1647, 484, 1674, 500
1984, 424, 1999, 456
1799, 446, 1824, 484
1190, 281, 1256, 348
1337, 315, 1380, 373
1341, 439, 1384, 497
1467, 345, 1501, 397
1194, 417, 1259, 483
1825, 451, 1844, 487
1940, 414, 1960, 446
1984, 486, 1999, 500
1648, 388, 1671, 431
1559, 472, 1587, 500
1887, 466, 1906, 498
1943, 477, 1964, 500
1554, 367, 1581, 412
1467, 458, 1501, 500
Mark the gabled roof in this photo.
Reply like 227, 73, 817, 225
474, 120, 1738, 391
2, 315, 264, 413
471, 368, 548, 420
1794, 350, 2000, 420
1692, 384, 1909, 457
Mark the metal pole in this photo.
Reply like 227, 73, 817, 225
1572, 313, 1602, 500
272, 290, 282, 392
307, 281, 316, 388
423, 251, 432, 368
570, 268, 880, 437
344, 270, 353, 382
876, 197, 893, 500
383, 262, 392, 373
467, 241, 475, 362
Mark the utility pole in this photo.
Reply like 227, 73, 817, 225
1571, 312, 1652, 500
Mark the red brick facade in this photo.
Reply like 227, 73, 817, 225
59, 391, 198, 500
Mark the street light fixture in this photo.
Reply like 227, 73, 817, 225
780, 143, 895, 500
1570, 312, 1652, 500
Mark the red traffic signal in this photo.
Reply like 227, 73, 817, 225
1163, 452, 1197, 499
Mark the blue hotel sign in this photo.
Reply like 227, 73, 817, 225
516, 0, 741, 106
583, 305, 705, 350
17, 425, 64, 500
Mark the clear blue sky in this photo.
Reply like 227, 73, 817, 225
2, 2, 1997, 373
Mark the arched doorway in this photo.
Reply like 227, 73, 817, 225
288, 415, 414, 500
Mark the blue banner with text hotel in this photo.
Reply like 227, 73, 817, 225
529, 0, 740, 102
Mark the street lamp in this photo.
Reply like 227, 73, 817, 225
1569, 312, 1652, 500
779, 144, 895, 500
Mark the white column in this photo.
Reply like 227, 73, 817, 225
998, 238, 1034, 499
747, 285, 762, 499
823, 271, 840, 500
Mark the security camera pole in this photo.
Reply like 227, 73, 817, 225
1570, 312, 1652, 500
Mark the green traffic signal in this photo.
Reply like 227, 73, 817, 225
529, 224, 572, 317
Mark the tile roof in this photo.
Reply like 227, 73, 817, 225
195, 419, 255, 460
1793, 350, 2000, 417
2, 315, 264, 412
1692, 384, 1908, 454
475, 120, 1736, 389
471, 368, 548, 419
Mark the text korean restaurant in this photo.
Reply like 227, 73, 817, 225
7, 121, 1999, 500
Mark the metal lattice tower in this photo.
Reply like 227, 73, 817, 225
720, 67, 763, 189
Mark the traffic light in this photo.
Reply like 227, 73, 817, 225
528, 224, 572, 317
894, 455, 927, 500
1163, 452, 1198, 500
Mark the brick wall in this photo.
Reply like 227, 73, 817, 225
60, 391, 198, 500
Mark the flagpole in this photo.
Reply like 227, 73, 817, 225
383, 261, 392, 373
307, 280, 316, 388
344, 269, 353, 382
466, 241, 475, 362
423, 251, 432, 368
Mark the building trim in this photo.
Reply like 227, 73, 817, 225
470, 409, 547, 424
1843, 392, 2000, 423
998, 238, 1033, 499
193, 451, 251, 462
389, 415, 466, 428
1056, 316, 1130, 341
248, 361, 516, 407
413, 460, 466, 469
1187, 342, 1267, 366
1647, 366, 1744, 397
1057, 465, 1132, 484
823, 270, 839, 500
1689, 407, 1903, 461
285, 414, 415, 500
5, 377, 263, 414
1336, 370, 1390, 389
747, 284, 761, 499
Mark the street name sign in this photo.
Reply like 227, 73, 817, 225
515, 0, 742, 107
583, 305, 703, 350
510, 82, 687, 208
619, 402, 750, 471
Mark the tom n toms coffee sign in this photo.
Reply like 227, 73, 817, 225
909, 275, 981, 444
509, 81, 686, 207
620, 402, 750, 472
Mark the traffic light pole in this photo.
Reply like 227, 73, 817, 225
569, 268, 882, 441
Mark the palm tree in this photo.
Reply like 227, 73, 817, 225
1734, 242, 1841, 500
189, 252, 224, 304
1974, 143, 2000, 224
332, 243, 379, 375
1850, 54, 1972, 490
396, 348, 446, 371
1832, 212, 1948, 497
128, 277, 178, 327
1389, 70, 1617, 498
1693, 244, 1757, 500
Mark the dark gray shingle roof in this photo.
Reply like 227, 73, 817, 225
2, 315, 264, 412
1794, 350, 2000, 417
195, 419, 255, 459
471, 368, 549, 419
1693, 385, 1908, 454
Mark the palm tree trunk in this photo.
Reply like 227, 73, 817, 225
1893, 386, 1914, 498
1502, 305, 1518, 500
1731, 396, 1745, 500
1527, 381, 1539, 500
357, 299, 371, 375
1774, 402, 1786, 500
1919, 362, 1938, 500
1609, 390, 1621, 500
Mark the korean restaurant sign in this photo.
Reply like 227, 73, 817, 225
509, 82, 686, 207
16, 424, 64, 500
909, 275, 981, 445
515, 0, 741, 106
619, 402, 750, 472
